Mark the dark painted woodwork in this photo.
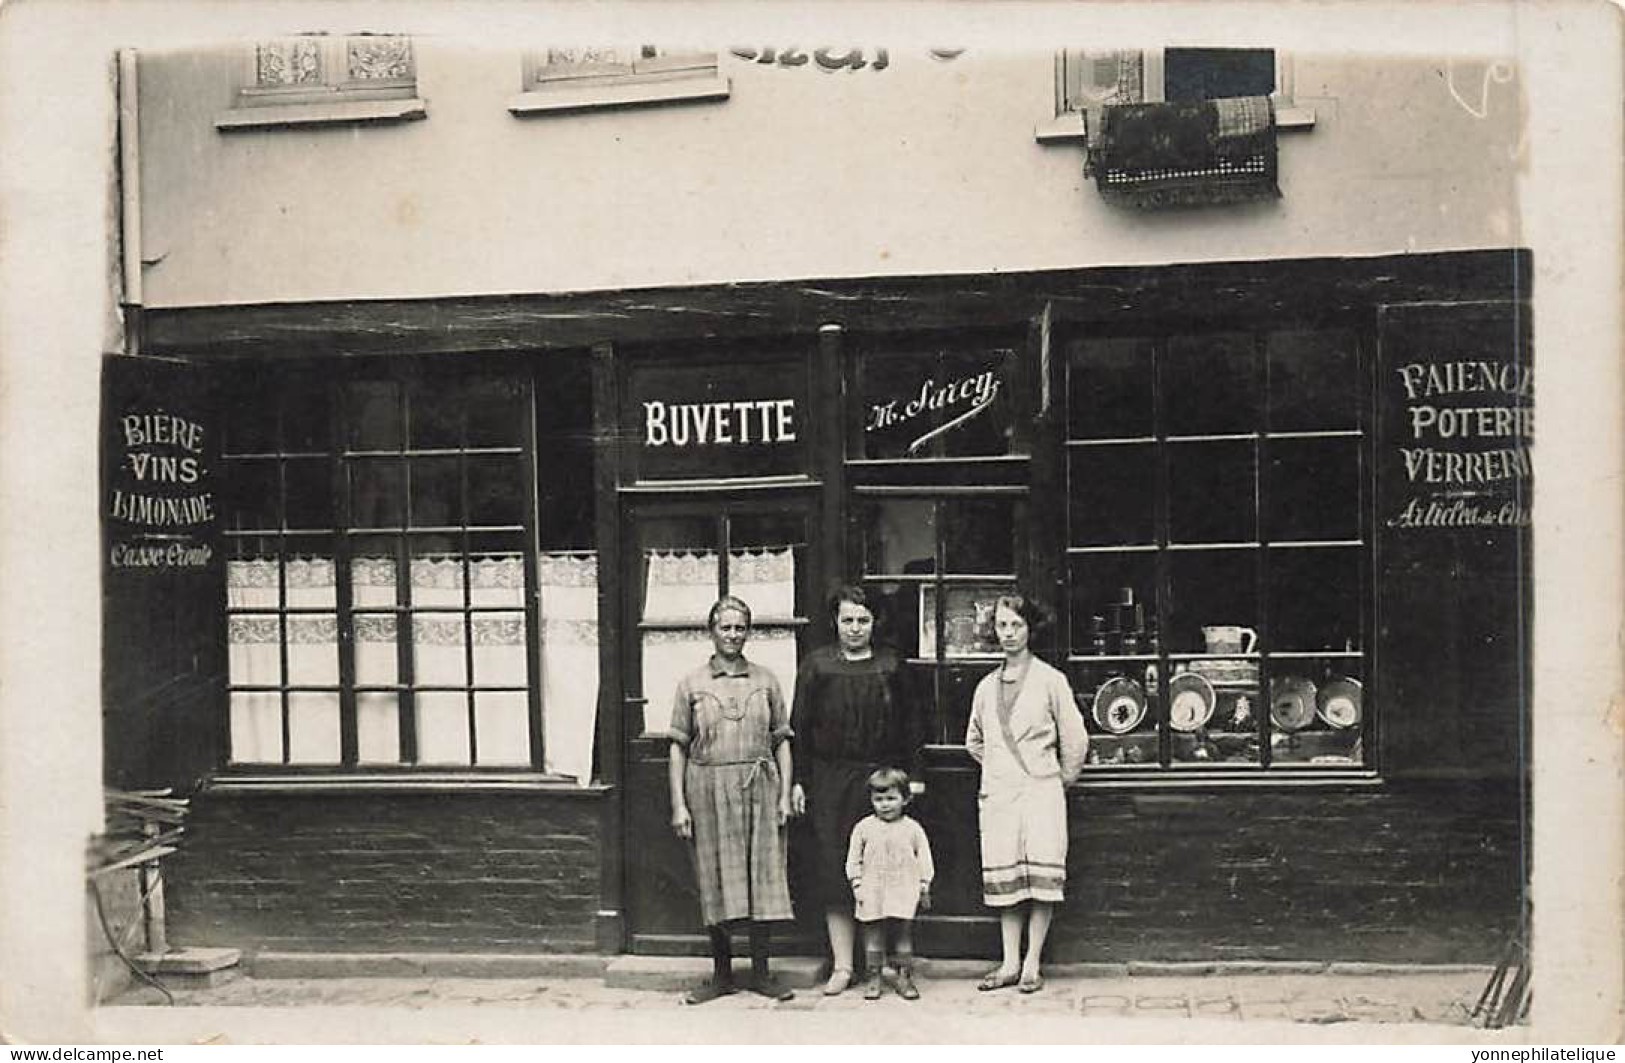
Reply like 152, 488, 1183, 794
101, 354, 226, 792
142, 251, 1532, 361
591, 342, 626, 951
1374, 302, 1532, 780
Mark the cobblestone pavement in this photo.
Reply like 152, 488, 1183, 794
109, 969, 1488, 1030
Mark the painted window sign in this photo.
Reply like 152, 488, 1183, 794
729, 47, 964, 72
102, 358, 221, 573
627, 358, 808, 481
856, 347, 1018, 460
1379, 304, 1533, 533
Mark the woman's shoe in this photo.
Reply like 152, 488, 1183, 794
823, 968, 853, 996
681, 977, 738, 1005
748, 973, 795, 1001
977, 967, 1020, 992
1017, 971, 1045, 994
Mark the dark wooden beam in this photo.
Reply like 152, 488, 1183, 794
143, 249, 1531, 360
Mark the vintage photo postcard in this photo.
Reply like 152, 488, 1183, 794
0, 0, 1620, 1047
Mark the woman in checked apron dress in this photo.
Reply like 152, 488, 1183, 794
965, 592, 1089, 994
668, 595, 797, 1004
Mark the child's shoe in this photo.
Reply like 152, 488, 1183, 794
894, 965, 920, 1000
862, 971, 884, 1000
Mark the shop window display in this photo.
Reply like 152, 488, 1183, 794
1065, 328, 1368, 772
220, 359, 600, 781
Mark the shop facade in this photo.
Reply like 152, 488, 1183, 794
103, 40, 1531, 964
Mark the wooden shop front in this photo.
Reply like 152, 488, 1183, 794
107, 247, 1530, 962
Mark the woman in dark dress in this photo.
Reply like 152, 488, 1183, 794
789, 584, 926, 995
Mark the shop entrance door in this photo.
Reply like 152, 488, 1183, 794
620, 492, 821, 953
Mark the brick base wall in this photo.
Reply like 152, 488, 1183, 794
912, 774, 1526, 964
166, 789, 606, 953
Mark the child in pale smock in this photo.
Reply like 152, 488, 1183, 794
845, 767, 935, 1000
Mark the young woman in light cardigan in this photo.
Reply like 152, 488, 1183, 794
965, 592, 1089, 994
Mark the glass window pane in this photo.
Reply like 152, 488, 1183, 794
1164, 47, 1274, 101
280, 371, 332, 452
413, 612, 468, 685
350, 458, 404, 528
283, 457, 334, 529
286, 614, 338, 684
863, 579, 920, 659
223, 368, 276, 454
1269, 657, 1365, 766
859, 499, 936, 576
1265, 438, 1361, 542
940, 664, 986, 749
410, 535, 465, 608
357, 692, 401, 763
470, 547, 527, 608
920, 583, 1012, 660
467, 455, 526, 526
1069, 444, 1156, 546
347, 380, 402, 451
1163, 332, 1260, 435
1068, 554, 1157, 655
228, 614, 282, 686
354, 613, 399, 684
227, 537, 280, 609
409, 456, 462, 527
466, 377, 528, 448
474, 692, 531, 766
943, 497, 1017, 574
1067, 337, 1155, 440
856, 347, 1015, 459
1268, 330, 1359, 432
416, 692, 472, 764
229, 691, 282, 763
1267, 547, 1361, 654
410, 378, 464, 450
727, 512, 804, 623
472, 613, 528, 685
641, 628, 714, 735
1170, 659, 1262, 767
283, 547, 336, 609
223, 459, 279, 532
1165, 551, 1260, 656
1168, 441, 1257, 543
350, 536, 399, 607
287, 692, 341, 764
639, 516, 718, 624
1070, 660, 1160, 769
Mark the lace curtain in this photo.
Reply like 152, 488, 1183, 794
639, 547, 798, 736
226, 551, 598, 782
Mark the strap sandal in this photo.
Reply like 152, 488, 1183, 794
1018, 971, 1045, 994
978, 968, 1021, 992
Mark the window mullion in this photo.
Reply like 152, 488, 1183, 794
334, 383, 358, 767
521, 376, 545, 771
396, 386, 418, 765
460, 414, 477, 767
1255, 332, 1274, 769
1151, 340, 1171, 770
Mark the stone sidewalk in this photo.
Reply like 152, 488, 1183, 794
106, 957, 1504, 1034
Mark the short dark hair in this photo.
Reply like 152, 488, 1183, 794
867, 766, 911, 796
992, 590, 1050, 634
707, 595, 753, 630
827, 583, 882, 627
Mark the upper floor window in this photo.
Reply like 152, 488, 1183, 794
217, 34, 426, 130
1053, 47, 1312, 134
509, 46, 730, 115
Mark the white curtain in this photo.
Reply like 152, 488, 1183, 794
226, 556, 340, 764
638, 548, 797, 736
539, 552, 599, 785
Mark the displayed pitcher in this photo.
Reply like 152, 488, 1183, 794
1201, 624, 1258, 655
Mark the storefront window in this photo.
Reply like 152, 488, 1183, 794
1065, 328, 1368, 772
220, 358, 600, 779
851, 343, 1021, 460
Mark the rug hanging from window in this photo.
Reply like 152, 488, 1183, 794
1090, 95, 1279, 209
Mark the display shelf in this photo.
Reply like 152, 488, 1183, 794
1268, 649, 1363, 658
1068, 653, 1160, 663
1067, 544, 1159, 553
1065, 436, 1157, 447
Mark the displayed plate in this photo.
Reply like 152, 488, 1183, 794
1167, 672, 1216, 732
1270, 675, 1318, 732
1092, 676, 1148, 735
1317, 677, 1363, 730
